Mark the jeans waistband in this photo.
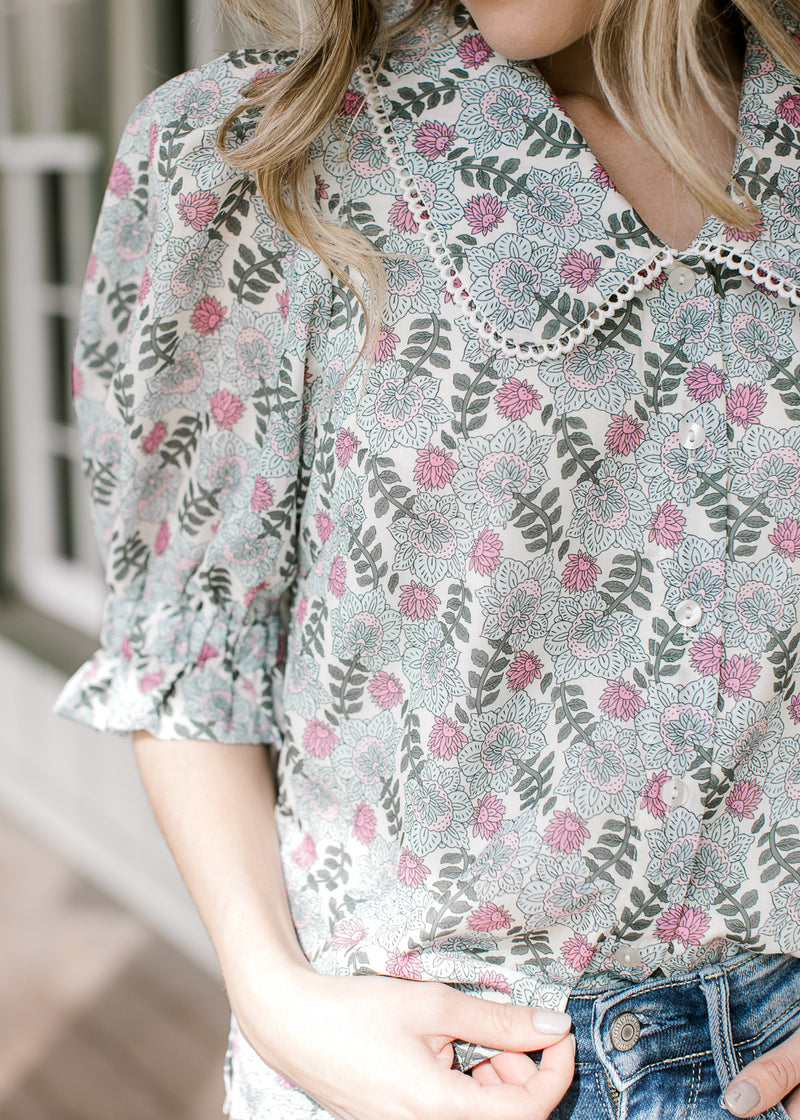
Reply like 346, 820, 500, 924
565, 953, 800, 1090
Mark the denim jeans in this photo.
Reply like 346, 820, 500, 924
547, 953, 800, 1120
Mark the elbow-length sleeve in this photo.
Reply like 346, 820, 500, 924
53, 66, 311, 744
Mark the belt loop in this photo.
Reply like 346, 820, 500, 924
700, 968, 738, 1101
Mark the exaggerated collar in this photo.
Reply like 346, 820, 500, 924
360, 3, 800, 356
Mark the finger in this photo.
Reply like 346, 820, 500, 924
724, 1031, 800, 1117
470, 1060, 502, 1087
488, 1050, 540, 1085
786, 1086, 800, 1120
429, 987, 572, 1054
451, 1033, 575, 1120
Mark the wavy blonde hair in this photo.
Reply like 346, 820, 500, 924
215, 0, 800, 352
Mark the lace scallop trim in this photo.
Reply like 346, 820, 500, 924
357, 62, 800, 359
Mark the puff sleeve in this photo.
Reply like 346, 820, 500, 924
53, 69, 312, 744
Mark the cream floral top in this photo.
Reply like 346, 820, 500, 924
55, 2, 800, 1115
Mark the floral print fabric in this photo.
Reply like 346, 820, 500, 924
55, 3, 800, 1116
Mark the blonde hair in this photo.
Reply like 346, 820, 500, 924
216, 0, 800, 351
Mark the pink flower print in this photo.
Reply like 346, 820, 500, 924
561, 551, 600, 592
398, 847, 430, 887
376, 324, 399, 361
560, 248, 602, 293
719, 654, 760, 700
464, 193, 507, 235
277, 288, 289, 322
561, 933, 595, 971
469, 527, 502, 575
197, 642, 218, 667
148, 120, 158, 161
368, 670, 404, 710
138, 268, 151, 302
314, 510, 334, 543
470, 792, 505, 839
648, 500, 686, 548
605, 412, 645, 456
328, 553, 347, 597
727, 383, 766, 428
778, 92, 800, 127
428, 715, 467, 759
590, 163, 615, 190
209, 389, 245, 430
191, 295, 226, 336
141, 421, 167, 454
656, 904, 710, 947
468, 902, 512, 932
296, 595, 307, 625
398, 582, 440, 619
108, 159, 134, 197
790, 695, 800, 724
388, 196, 419, 234
543, 809, 589, 854
413, 121, 455, 160
154, 520, 170, 556
599, 677, 645, 721
335, 428, 359, 466
641, 770, 669, 818
770, 518, 800, 560
121, 636, 132, 661
507, 651, 542, 691
353, 802, 376, 844
689, 632, 722, 676
86, 254, 98, 282
177, 190, 218, 230
725, 778, 762, 821
339, 89, 365, 115
303, 719, 338, 759
69, 366, 83, 399
139, 671, 164, 693
456, 32, 494, 68
495, 377, 542, 420
250, 476, 274, 511
386, 949, 422, 980
479, 971, 512, 995
314, 175, 329, 201
293, 835, 317, 867
724, 215, 765, 243
414, 445, 457, 489
685, 362, 726, 403
331, 918, 367, 950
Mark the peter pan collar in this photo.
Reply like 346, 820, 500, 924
360, 3, 800, 357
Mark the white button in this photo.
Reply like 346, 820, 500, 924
678, 420, 706, 449
614, 946, 643, 969
666, 264, 697, 294
674, 599, 703, 628
661, 778, 688, 808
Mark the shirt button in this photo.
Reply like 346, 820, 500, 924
661, 777, 688, 808
610, 1012, 641, 1052
666, 264, 697, 294
674, 599, 703, 628
678, 419, 706, 449
613, 945, 643, 969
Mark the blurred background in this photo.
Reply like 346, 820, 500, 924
0, 2, 244, 1116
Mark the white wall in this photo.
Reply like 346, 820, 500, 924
0, 634, 219, 975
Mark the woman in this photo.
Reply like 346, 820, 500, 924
55, 0, 800, 1116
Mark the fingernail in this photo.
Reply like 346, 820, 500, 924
532, 1009, 573, 1035
723, 1080, 761, 1116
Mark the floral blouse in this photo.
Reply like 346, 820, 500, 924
55, 1, 800, 1115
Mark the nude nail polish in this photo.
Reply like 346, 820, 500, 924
723, 1080, 761, 1116
532, 1009, 572, 1035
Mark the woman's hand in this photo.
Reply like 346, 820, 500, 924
229, 962, 574, 1120
723, 1030, 800, 1118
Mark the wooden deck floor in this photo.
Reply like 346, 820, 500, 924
0, 812, 230, 1120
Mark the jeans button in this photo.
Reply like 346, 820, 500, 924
609, 1011, 641, 1052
